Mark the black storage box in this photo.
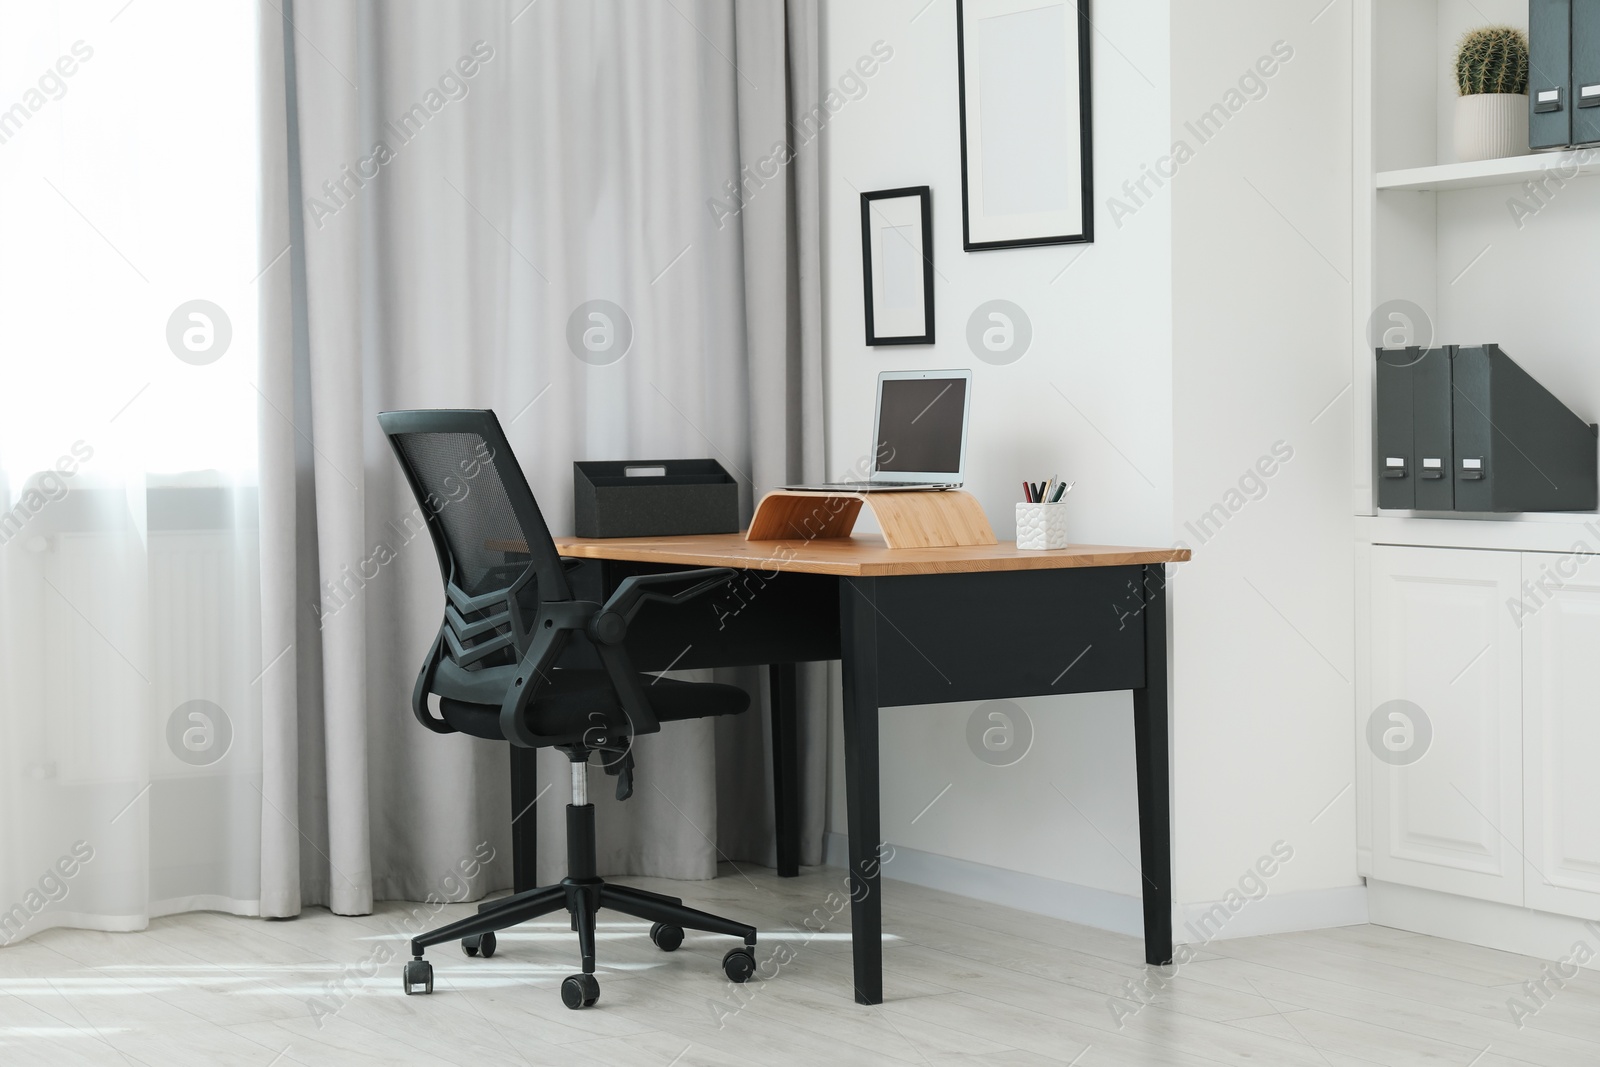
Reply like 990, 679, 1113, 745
1529, 0, 1600, 149
573, 459, 740, 538
1375, 343, 1598, 513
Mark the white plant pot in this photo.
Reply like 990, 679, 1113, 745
1454, 93, 1529, 162
1015, 502, 1070, 551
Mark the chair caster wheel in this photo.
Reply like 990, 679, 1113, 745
462, 931, 496, 958
402, 958, 434, 995
722, 947, 756, 983
561, 973, 600, 1009
649, 923, 684, 952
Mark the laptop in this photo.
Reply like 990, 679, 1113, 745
784, 369, 971, 492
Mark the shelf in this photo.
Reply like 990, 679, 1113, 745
1376, 150, 1600, 192
1355, 514, 1600, 555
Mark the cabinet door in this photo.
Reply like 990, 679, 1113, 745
1523, 551, 1600, 918
1369, 545, 1523, 905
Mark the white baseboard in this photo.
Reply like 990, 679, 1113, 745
823, 831, 1146, 936
1368, 879, 1600, 968
1176, 885, 1368, 942
823, 832, 1369, 943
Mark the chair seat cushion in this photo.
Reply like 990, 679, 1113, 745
438, 669, 748, 744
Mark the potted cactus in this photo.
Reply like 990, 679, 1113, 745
1454, 25, 1530, 162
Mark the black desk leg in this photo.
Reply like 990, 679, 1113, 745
510, 746, 539, 894
769, 662, 802, 877
1132, 562, 1174, 966
840, 578, 883, 1005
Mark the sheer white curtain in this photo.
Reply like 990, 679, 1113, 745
0, 1, 266, 941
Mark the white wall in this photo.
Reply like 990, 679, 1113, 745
818, 0, 1174, 902
1168, 1, 1359, 912
816, 0, 1362, 931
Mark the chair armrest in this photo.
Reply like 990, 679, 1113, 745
497, 600, 600, 746
495, 568, 734, 748
587, 567, 736, 645
410, 630, 454, 734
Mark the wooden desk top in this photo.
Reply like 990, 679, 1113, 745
498, 533, 1189, 577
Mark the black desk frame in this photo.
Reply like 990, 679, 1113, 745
512, 558, 1173, 1005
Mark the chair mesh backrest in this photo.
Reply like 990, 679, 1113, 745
391, 430, 530, 597
377, 409, 572, 694
381, 411, 573, 678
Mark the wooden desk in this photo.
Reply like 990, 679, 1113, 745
508, 531, 1189, 1005
543, 532, 1180, 575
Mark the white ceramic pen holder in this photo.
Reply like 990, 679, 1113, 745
1015, 501, 1070, 550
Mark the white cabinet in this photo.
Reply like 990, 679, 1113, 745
1522, 551, 1600, 919
1368, 545, 1523, 906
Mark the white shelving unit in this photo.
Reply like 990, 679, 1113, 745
1354, 0, 1600, 964
1356, 0, 1600, 532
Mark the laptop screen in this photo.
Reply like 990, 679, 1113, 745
875, 375, 968, 475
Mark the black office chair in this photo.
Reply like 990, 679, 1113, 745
377, 409, 758, 1009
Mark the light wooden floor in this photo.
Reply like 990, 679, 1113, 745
3, 865, 1598, 1066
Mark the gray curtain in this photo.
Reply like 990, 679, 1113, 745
256, 0, 824, 913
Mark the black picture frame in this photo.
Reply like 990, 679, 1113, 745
860, 186, 935, 346
956, 0, 1094, 250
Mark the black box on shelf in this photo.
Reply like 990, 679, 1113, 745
1451, 344, 1598, 512
1530, 0, 1600, 148
1375, 348, 1419, 510
573, 459, 740, 538
1574, 0, 1600, 145
1374, 343, 1598, 513
1376, 347, 1456, 510
1531, 0, 1574, 149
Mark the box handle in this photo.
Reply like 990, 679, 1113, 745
623, 465, 668, 478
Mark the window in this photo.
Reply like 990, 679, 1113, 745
0, 0, 260, 481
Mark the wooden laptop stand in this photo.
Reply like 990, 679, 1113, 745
746, 489, 997, 549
